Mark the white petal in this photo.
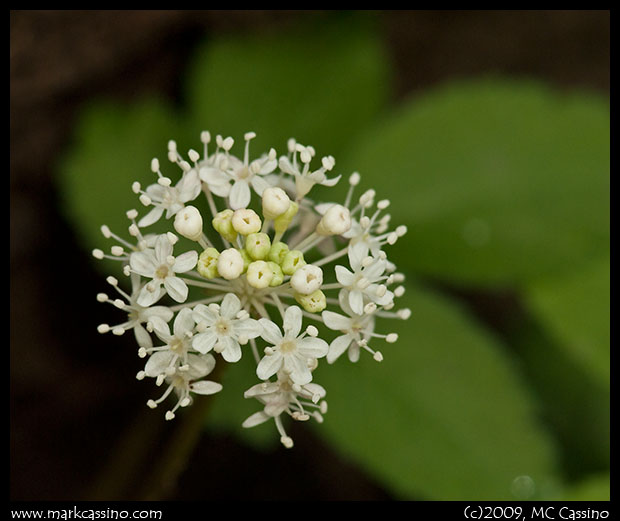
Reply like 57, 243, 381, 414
244, 382, 280, 398
256, 352, 283, 381
283, 305, 302, 338
220, 293, 241, 320
363, 259, 386, 281
321, 310, 351, 331
164, 277, 188, 303
173, 307, 195, 337
137, 206, 164, 228
133, 324, 153, 348
220, 337, 242, 363
199, 166, 229, 185
192, 330, 217, 354
327, 334, 352, 364
154, 234, 173, 264
348, 342, 361, 363
137, 283, 164, 307
142, 305, 174, 323
144, 351, 175, 377
348, 289, 364, 315
348, 239, 370, 263
250, 174, 270, 196
297, 337, 328, 358
314, 202, 334, 215
347, 245, 365, 272
242, 411, 271, 428
335, 265, 356, 287
258, 158, 278, 174
284, 354, 312, 385
149, 315, 171, 338
190, 380, 223, 395
259, 318, 283, 345
173, 250, 198, 274
319, 174, 341, 186
234, 318, 262, 339
229, 180, 251, 210
187, 353, 215, 378
192, 304, 216, 326
177, 170, 202, 202
129, 251, 157, 278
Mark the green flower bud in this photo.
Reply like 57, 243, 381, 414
196, 248, 220, 279
267, 262, 284, 287
281, 249, 306, 276
246, 260, 273, 289
212, 209, 237, 243
268, 241, 290, 265
239, 248, 252, 272
245, 232, 271, 261
273, 201, 299, 235
294, 289, 326, 313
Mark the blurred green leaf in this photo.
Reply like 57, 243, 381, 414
340, 79, 609, 288
182, 13, 391, 158
57, 97, 181, 262
553, 473, 610, 501
314, 282, 559, 500
525, 256, 609, 389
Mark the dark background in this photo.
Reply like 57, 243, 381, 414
10, 10, 610, 501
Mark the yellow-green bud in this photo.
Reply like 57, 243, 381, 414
268, 241, 290, 265
239, 248, 252, 272
295, 289, 326, 313
212, 209, 237, 243
267, 262, 284, 287
246, 260, 273, 289
281, 249, 306, 276
245, 232, 271, 260
197, 248, 219, 279
273, 201, 299, 235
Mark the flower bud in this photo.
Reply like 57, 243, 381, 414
262, 187, 291, 220
294, 289, 326, 313
316, 204, 351, 236
245, 232, 271, 260
268, 241, 290, 265
217, 248, 244, 280
273, 201, 299, 235
232, 208, 262, 235
246, 260, 273, 289
267, 261, 284, 287
281, 249, 306, 276
290, 264, 323, 295
197, 247, 219, 279
212, 209, 237, 243
174, 206, 203, 241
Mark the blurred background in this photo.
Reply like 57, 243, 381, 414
10, 10, 609, 501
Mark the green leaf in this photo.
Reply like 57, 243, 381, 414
57, 97, 181, 261
314, 282, 559, 500
182, 13, 391, 159
525, 256, 610, 389
553, 473, 610, 501
340, 79, 609, 288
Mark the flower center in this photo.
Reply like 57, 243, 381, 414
155, 265, 169, 279
237, 166, 251, 180
215, 318, 231, 336
170, 338, 184, 353
280, 339, 297, 353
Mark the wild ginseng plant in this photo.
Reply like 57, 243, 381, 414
94, 131, 410, 448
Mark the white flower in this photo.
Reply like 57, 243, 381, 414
202, 133, 278, 210
242, 372, 327, 448
191, 293, 262, 363
96, 272, 173, 347
334, 248, 394, 315
137, 168, 202, 227
129, 234, 198, 306
278, 140, 340, 200
322, 289, 377, 363
257, 306, 328, 385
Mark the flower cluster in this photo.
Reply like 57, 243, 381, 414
95, 131, 410, 448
